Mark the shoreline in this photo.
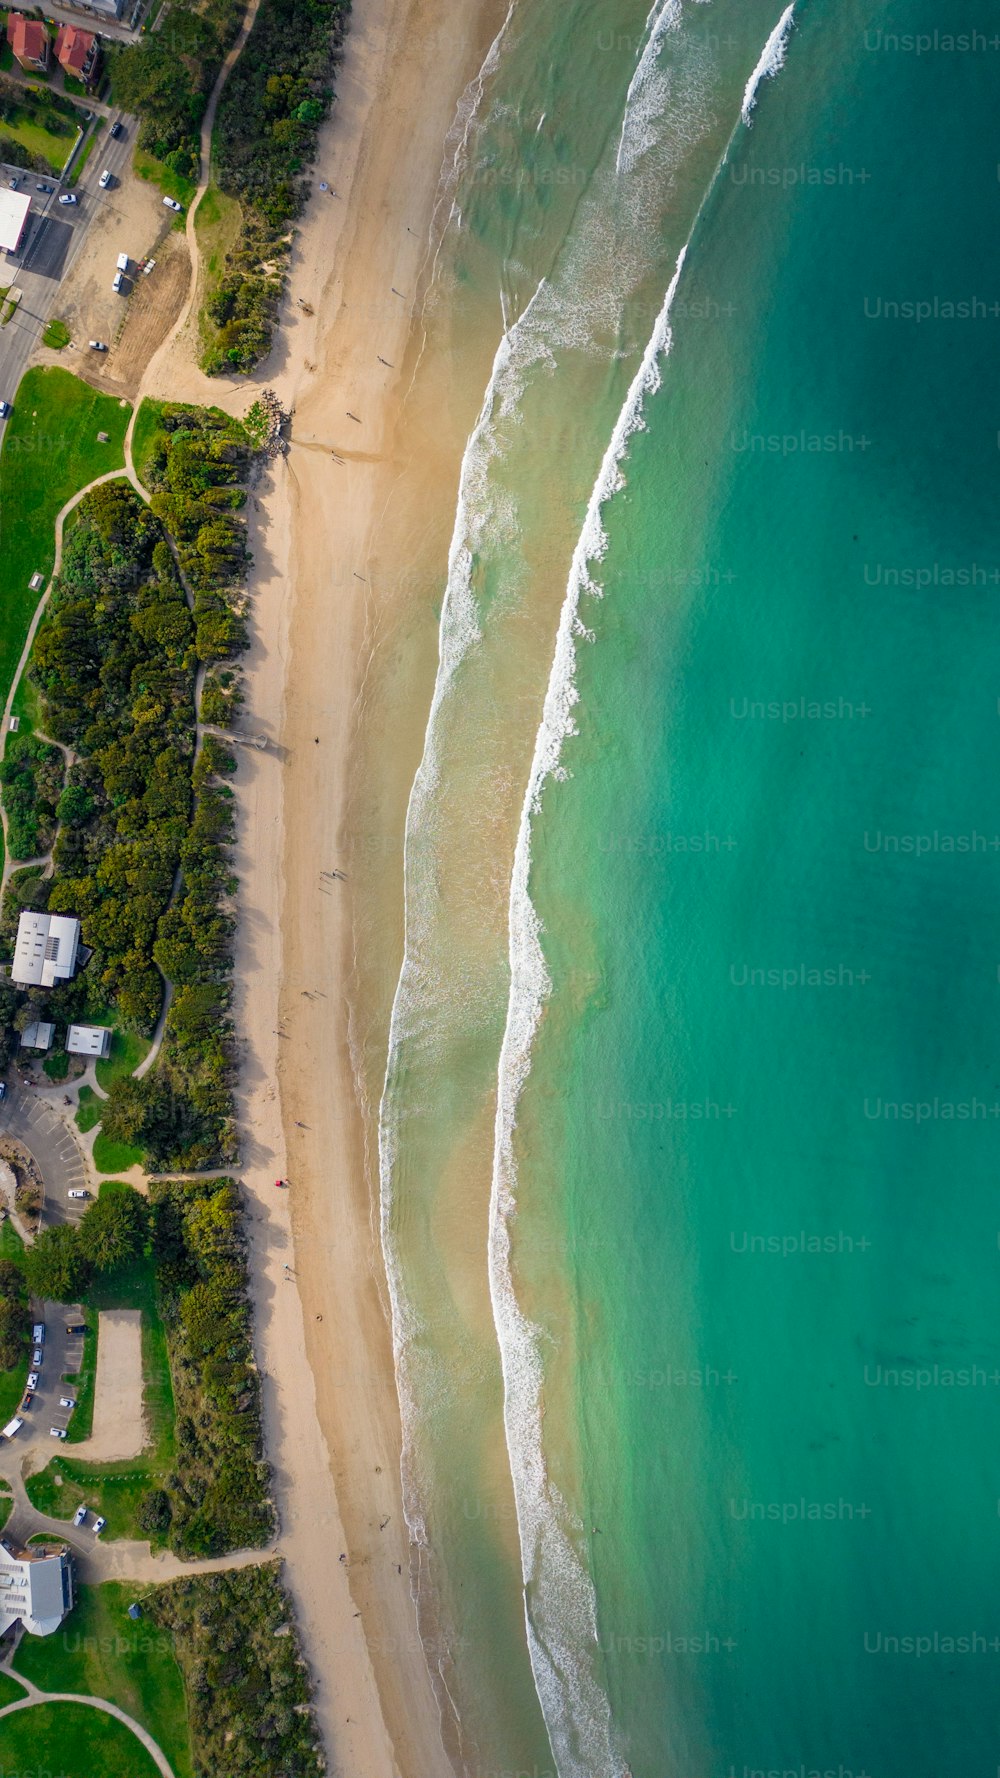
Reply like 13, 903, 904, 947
222, 0, 513, 1772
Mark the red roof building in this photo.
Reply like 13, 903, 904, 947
6, 13, 49, 71
54, 23, 100, 87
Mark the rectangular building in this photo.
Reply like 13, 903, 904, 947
0, 189, 32, 257
54, 22, 100, 85
0, 1539, 74, 1637
19, 1021, 55, 1052
6, 13, 49, 70
11, 912, 80, 989
66, 1024, 111, 1058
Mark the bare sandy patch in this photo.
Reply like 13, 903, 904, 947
84, 1308, 146, 1463
53, 172, 183, 371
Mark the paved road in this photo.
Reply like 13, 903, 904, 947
0, 1083, 89, 1223
0, 115, 134, 412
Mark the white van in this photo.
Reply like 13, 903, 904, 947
32, 1322, 44, 1344
112, 270, 124, 293
1, 1417, 23, 1439
116, 252, 129, 272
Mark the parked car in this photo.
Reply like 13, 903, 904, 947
109, 120, 122, 139
99, 168, 111, 188
20, 1392, 33, 1411
0, 1081, 6, 1100
112, 270, 125, 293
59, 1397, 76, 1410
1, 1418, 23, 1440
93, 1516, 106, 1534
32, 1323, 44, 1344
36, 182, 52, 194
26, 1372, 38, 1390
58, 193, 78, 206
50, 1427, 67, 1439
7, 177, 16, 189
32, 1349, 43, 1367
89, 340, 107, 351
0, 402, 9, 419
65, 1322, 86, 1335
68, 1188, 90, 1199
162, 196, 183, 212
73, 1504, 88, 1526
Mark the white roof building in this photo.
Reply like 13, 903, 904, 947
11, 912, 80, 989
19, 1020, 55, 1052
0, 1539, 74, 1637
66, 1024, 111, 1058
0, 188, 31, 255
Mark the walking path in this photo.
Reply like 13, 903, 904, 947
0, 1679, 177, 1778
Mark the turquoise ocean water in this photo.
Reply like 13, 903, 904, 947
379, 3, 1000, 1774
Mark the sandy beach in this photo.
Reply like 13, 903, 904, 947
131, 0, 512, 1772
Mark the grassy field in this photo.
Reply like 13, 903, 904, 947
96, 1027, 150, 1092
133, 148, 196, 215
0, 1218, 28, 1422
130, 398, 166, 489
64, 1302, 97, 1442
0, 368, 130, 807
0, 1667, 26, 1706
13, 1580, 194, 1778
194, 182, 242, 355
25, 1244, 176, 1540
0, 1699, 163, 1777
93, 1130, 144, 1174
68, 116, 102, 188
0, 105, 77, 173
75, 1083, 103, 1133
43, 317, 71, 349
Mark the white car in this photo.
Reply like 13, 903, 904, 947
112, 270, 125, 293
26, 1372, 38, 1390
32, 1323, 44, 1344
0, 401, 9, 419
99, 169, 111, 189
93, 1516, 106, 1534
162, 195, 183, 212
59, 1397, 76, 1410
32, 1348, 43, 1367
58, 193, 77, 206
89, 341, 107, 352
73, 1504, 88, 1527
68, 1188, 89, 1199
50, 1427, 67, 1440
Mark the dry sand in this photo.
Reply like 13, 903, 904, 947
85, 1309, 145, 1463
132, 0, 512, 1773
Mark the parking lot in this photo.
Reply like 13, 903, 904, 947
1, 1301, 85, 1461
0, 1081, 90, 1226
0, 110, 165, 410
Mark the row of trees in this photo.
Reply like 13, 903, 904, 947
0, 733, 64, 863
0, 1251, 29, 1371
146, 1176, 274, 1555
14, 1182, 149, 1304
148, 1566, 322, 1776
202, 0, 348, 373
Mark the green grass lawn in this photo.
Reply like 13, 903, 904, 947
133, 147, 196, 214
96, 1027, 150, 1092
25, 1246, 176, 1542
0, 1699, 163, 1777
130, 398, 166, 490
0, 105, 77, 173
43, 317, 71, 349
0, 368, 131, 819
63, 1302, 97, 1442
0, 1219, 28, 1422
12, 1580, 193, 1778
0, 1667, 27, 1706
93, 1130, 143, 1174
68, 116, 101, 187
43, 1049, 71, 1081
75, 1083, 103, 1133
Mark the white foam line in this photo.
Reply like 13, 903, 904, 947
741, 2, 796, 123
615, 0, 684, 176
487, 244, 688, 1778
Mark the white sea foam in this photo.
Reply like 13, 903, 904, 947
615, 0, 683, 177
741, 2, 796, 123
487, 245, 688, 1778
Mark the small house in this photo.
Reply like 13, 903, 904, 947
19, 1022, 55, 1052
6, 13, 49, 72
65, 1025, 111, 1059
54, 23, 100, 88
